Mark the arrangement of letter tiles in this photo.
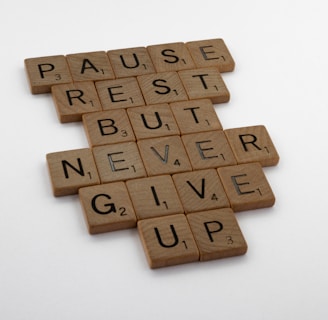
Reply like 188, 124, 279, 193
25, 38, 279, 269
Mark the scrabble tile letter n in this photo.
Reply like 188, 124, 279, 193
46, 148, 100, 196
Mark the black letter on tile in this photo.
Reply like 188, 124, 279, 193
66, 90, 86, 105
153, 79, 171, 95
239, 134, 262, 152
141, 112, 163, 129
161, 49, 179, 64
187, 178, 205, 199
120, 53, 140, 69
38, 64, 55, 78
97, 119, 119, 136
204, 221, 223, 242
81, 59, 99, 74
231, 174, 255, 195
192, 74, 209, 89
184, 107, 200, 124
155, 225, 179, 248
91, 194, 117, 214
62, 158, 85, 179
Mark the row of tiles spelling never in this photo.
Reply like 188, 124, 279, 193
46, 125, 279, 197
24, 38, 234, 95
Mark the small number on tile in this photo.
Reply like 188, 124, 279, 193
226, 236, 234, 245
174, 159, 181, 166
119, 207, 127, 216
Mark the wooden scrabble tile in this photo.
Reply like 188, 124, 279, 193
137, 135, 192, 176
182, 130, 237, 170
217, 163, 275, 212
82, 109, 135, 147
126, 175, 184, 220
66, 51, 115, 82
170, 99, 223, 134
137, 71, 188, 105
172, 169, 230, 214
46, 148, 100, 197
95, 77, 145, 110
24, 55, 72, 94
107, 47, 155, 78
186, 38, 235, 72
138, 214, 199, 268
147, 42, 195, 72
178, 67, 230, 104
79, 182, 137, 234
127, 104, 180, 140
92, 142, 146, 183
224, 125, 280, 167
51, 81, 102, 123
187, 208, 247, 261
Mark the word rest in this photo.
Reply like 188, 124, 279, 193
24, 38, 279, 268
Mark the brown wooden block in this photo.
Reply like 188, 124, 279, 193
127, 104, 180, 140
187, 208, 247, 261
137, 71, 188, 105
186, 38, 235, 72
95, 77, 145, 110
82, 109, 135, 147
51, 81, 102, 123
170, 99, 223, 134
66, 51, 115, 82
217, 163, 275, 212
182, 130, 237, 170
108, 47, 156, 78
224, 125, 280, 167
147, 42, 195, 72
172, 169, 230, 214
24, 55, 72, 94
178, 67, 230, 104
46, 148, 100, 197
92, 142, 146, 183
126, 175, 183, 220
79, 182, 137, 234
137, 135, 192, 176
138, 214, 199, 268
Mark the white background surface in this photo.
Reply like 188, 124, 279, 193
1, 0, 327, 319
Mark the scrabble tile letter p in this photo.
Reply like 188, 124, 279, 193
25, 55, 72, 94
